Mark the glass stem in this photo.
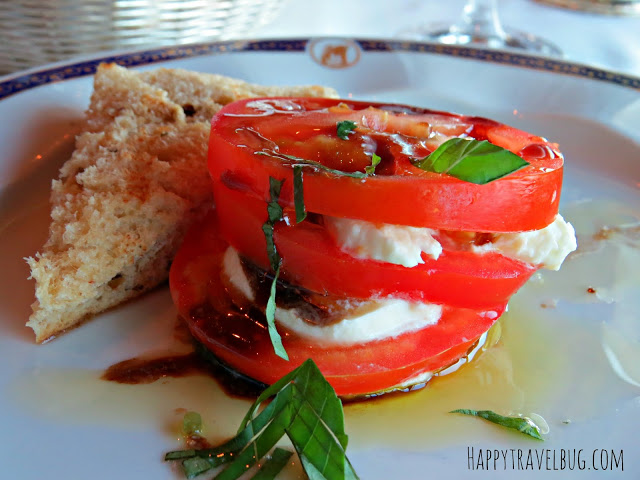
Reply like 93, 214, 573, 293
453, 0, 506, 39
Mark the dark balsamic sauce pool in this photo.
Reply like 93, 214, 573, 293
102, 343, 268, 399
101, 315, 268, 399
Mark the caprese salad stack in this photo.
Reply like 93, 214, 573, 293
169, 98, 576, 398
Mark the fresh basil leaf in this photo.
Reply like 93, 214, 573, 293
165, 450, 197, 461
256, 151, 368, 179
215, 398, 295, 479
239, 362, 347, 452
238, 361, 308, 431
183, 456, 221, 478
166, 360, 359, 479
265, 265, 288, 361
166, 424, 250, 476
293, 165, 306, 224
250, 448, 293, 480
365, 153, 381, 175
336, 120, 357, 140
242, 359, 357, 479
167, 391, 289, 476
450, 409, 544, 440
413, 138, 529, 185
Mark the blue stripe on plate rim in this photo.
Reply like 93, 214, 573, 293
1, 37, 638, 100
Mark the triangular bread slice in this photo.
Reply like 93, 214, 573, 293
26, 63, 338, 343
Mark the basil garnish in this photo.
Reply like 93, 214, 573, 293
250, 448, 293, 480
450, 409, 544, 440
166, 359, 359, 479
263, 178, 283, 272
365, 153, 381, 175
265, 264, 286, 361
261, 177, 288, 361
292, 165, 306, 224
336, 120, 357, 140
413, 138, 529, 185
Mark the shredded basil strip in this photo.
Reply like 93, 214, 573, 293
266, 177, 284, 223
336, 120, 357, 140
412, 138, 529, 185
166, 359, 359, 480
256, 151, 368, 179
262, 222, 279, 273
365, 153, 381, 175
265, 264, 288, 360
450, 409, 544, 440
292, 165, 306, 223
261, 177, 288, 360
250, 448, 293, 480
167, 399, 285, 476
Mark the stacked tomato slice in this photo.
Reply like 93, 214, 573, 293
169, 98, 564, 398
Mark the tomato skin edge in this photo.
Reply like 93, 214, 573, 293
208, 97, 564, 232
169, 212, 506, 398
188, 319, 487, 398
169, 96, 561, 397
213, 182, 537, 310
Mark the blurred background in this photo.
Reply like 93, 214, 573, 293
0, 0, 639, 76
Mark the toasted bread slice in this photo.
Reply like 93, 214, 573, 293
26, 63, 338, 343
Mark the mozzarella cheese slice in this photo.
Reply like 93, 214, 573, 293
326, 214, 577, 270
474, 214, 577, 270
222, 246, 443, 345
324, 216, 442, 267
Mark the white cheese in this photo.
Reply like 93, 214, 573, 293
324, 216, 442, 268
473, 214, 577, 270
326, 214, 576, 271
222, 246, 255, 301
221, 246, 442, 345
275, 299, 442, 345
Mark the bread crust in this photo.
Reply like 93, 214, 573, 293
26, 63, 338, 342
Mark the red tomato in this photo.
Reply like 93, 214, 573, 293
168, 97, 566, 397
208, 97, 564, 232
169, 213, 504, 397
213, 182, 536, 310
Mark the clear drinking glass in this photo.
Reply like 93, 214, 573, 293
400, 0, 563, 57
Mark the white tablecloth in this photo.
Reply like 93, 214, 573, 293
255, 0, 640, 78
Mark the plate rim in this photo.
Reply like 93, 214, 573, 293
1, 37, 639, 101
1, 34, 638, 480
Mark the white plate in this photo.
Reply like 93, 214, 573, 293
1, 38, 639, 480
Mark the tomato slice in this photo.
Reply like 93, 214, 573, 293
208, 97, 564, 232
169, 97, 566, 397
213, 182, 536, 310
169, 213, 504, 397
